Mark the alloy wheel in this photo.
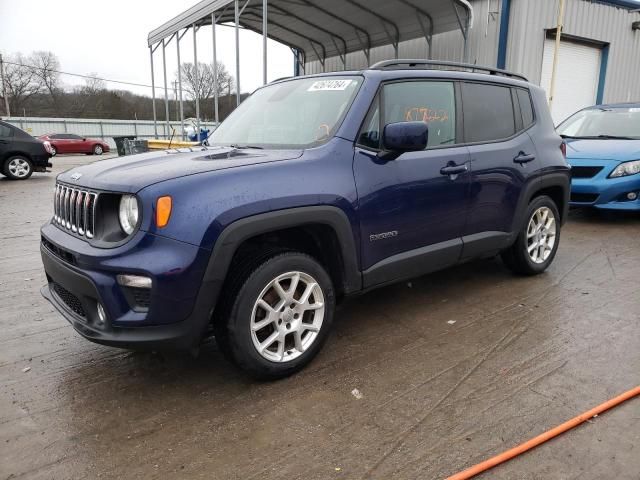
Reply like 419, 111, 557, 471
526, 206, 556, 264
250, 271, 325, 363
7, 158, 31, 178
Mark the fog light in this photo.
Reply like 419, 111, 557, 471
627, 192, 638, 200
117, 274, 152, 289
96, 303, 106, 325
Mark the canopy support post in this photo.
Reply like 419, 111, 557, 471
453, 0, 471, 62
212, 14, 219, 124
263, 0, 268, 85
161, 39, 170, 139
235, 0, 241, 106
149, 46, 158, 139
176, 30, 185, 140
193, 24, 200, 138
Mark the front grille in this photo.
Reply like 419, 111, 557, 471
52, 283, 86, 318
571, 166, 604, 179
571, 192, 599, 203
53, 183, 98, 238
42, 236, 76, 265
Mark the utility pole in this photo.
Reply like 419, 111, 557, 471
0, 54, 11, 117
548, 0, 566, 114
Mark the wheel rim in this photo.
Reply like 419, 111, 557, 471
526, 206, 557, 264
8, 158, 30, 178
51, 147, 56, 156
95, 146, 103, 154
250, 271, 325, 363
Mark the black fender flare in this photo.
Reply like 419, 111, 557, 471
510, 171, 571, 236
190, 206, 362, 334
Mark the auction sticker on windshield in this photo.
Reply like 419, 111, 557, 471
308, 79, 353, 91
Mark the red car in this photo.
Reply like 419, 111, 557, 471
38, 133, 110, 156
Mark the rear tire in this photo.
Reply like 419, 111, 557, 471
501, 195, 561, 275
3, 156, 33, 180
215, 251, 335, 379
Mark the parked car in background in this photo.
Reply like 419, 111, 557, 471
38, 133, 110, 156
558, 103, 640, 210
40, 61, 570, 379
0, 120, 53, 180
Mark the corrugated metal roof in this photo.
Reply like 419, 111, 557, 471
148, 0, 474, 62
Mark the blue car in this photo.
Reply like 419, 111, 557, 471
40, 60, 569, 378
558, 103, 640, 210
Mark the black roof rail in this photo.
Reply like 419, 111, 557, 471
369, 59, 528, 82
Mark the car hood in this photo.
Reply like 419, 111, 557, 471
565, 139, 640, 162
57, 146, 303, 192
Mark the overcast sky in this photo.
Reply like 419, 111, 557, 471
0, 0, 293, 97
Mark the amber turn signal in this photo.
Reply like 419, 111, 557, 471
156, 196, 172, 228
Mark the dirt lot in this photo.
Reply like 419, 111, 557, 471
1, 154, 639, 480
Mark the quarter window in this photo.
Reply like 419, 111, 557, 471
383, 81, 456, 148
462, 82, 516, 143
516, 88, 534, 128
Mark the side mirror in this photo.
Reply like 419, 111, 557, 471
379, 121, 428, 159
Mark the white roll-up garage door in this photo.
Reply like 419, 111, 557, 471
540, 38, 601, 125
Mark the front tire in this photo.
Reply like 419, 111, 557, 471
215, 251, 335, 379
50, 146, 57, 156
3, 156, 33, 180
92, 144, 103, 155
501, 195, 561, 275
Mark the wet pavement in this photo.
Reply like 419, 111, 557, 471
1, 155, 639, 480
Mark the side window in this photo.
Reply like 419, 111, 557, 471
50, 134, 61, 139
68, 134, 82, 140
516, 88, 534, 128
357, 95, 380, 149
383, 81, 456, 148
0, 124, 14, 138
462, 82, 516, 143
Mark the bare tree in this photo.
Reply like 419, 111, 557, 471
81, 73, 106, 96
178, 61, 233, 102
2, 53, 43, 114
29, 51, 61, 107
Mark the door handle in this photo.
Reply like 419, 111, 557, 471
514, 152, 535, 164
440, 164, 468, 176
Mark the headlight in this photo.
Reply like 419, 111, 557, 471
118, 195, 139, 235
609, 160, 640, 178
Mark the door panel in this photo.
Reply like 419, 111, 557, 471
355, 146, 471, 276
461, 82, 542, 247
354, 80, 470, 286
465, 133, 540, 236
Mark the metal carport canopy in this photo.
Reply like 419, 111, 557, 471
148, 0, 474, 64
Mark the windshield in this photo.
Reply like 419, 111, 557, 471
209, 76, 363, 149
557, 106, 640, 139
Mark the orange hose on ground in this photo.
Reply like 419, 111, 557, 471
446, 385, 640, 480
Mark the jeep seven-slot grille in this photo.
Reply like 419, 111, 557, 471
54, 183, 98, 238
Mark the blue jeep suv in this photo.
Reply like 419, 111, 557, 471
40, 60, 570, 378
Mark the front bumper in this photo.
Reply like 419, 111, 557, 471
40, 221, 215, 350
569, 160, 640, 210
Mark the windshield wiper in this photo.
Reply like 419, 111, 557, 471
229, 144, 264, 149
595, 134, 635, 140
559, 134, 635, 140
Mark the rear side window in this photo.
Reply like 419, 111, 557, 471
462, 82, 516, 143
0, 124, 13, 138
516, 89, 534, 128
383, 81, 456, 148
